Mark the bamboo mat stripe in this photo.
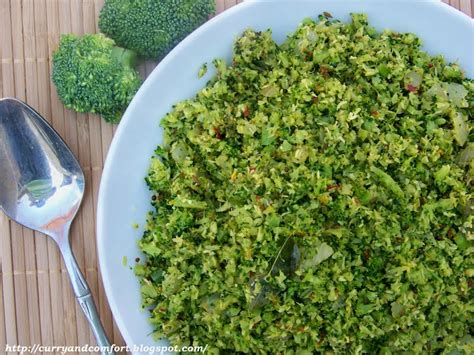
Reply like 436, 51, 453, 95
0, 0, 470, 354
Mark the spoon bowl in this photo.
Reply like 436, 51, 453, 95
0, 97, 113, 354
0, 97, 84, 238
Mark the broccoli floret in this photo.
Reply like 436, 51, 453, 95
98, 0, 215, 59
52, 33, 141, 123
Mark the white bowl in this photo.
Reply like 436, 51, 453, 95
97, 1, 473, 353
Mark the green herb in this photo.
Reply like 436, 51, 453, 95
137, 13, 473, 353
198, 63, 208, 78
370, 166, 405, 200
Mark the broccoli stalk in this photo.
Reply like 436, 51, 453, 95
52, 33, 142, 123
111, 46, 138, 68
98, 0, 215, 60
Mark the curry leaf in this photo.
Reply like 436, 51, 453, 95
250, 237, 301, 309
267, 236, 301, 277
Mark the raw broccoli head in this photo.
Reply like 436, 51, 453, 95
52, 33, 142, 123
98, 0, 215, 59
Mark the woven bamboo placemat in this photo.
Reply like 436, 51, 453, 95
0, 0, 471, 354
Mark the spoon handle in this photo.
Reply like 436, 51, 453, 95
59, 238, 115, 355
77, 293, 114, 354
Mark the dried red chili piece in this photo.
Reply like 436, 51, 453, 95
327, 184, 340, 191
243, 105, 250, 118
213, 127, 223, 140
406, 84, 418, 93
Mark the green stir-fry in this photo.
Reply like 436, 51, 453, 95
136, 14, 473, 353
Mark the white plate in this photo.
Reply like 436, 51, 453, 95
97, 1, 473, 353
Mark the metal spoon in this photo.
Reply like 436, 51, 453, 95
0, 98, 114, 354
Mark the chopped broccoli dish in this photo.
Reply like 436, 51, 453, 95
99, 0, 215, 59
52, 33, 141, 123
137, 14, 473, 353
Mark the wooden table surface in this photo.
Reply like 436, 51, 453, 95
0, 0, 472, 354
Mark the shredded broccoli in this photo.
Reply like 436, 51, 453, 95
52, 33, 141, 123
137, 13, 473, 354
98, 0, 215, 59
